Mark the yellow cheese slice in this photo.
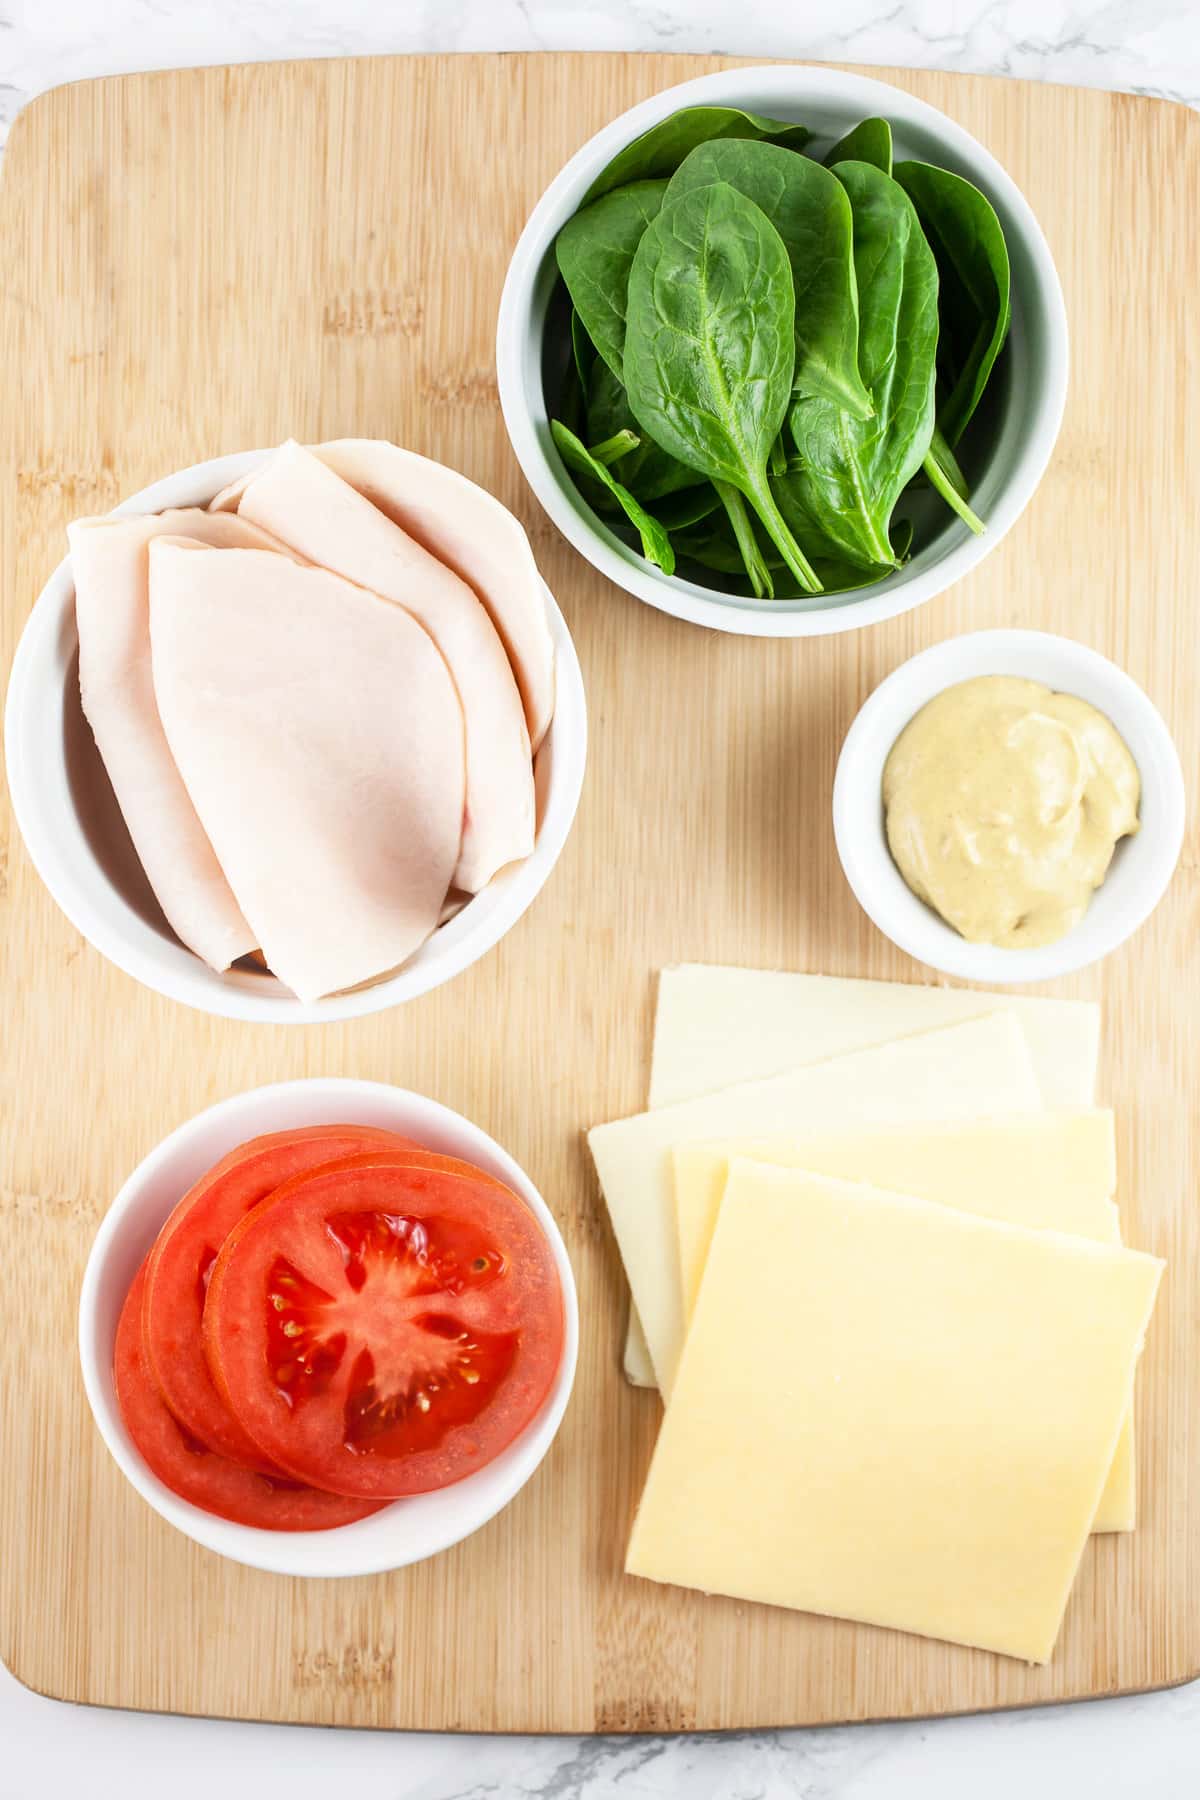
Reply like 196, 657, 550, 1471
673, 1112, 1117, 1313
627, 1163, 1163, 1663
649, 965, 1100, 1110
625, 966, 1100, 1386
589, 1013, 1042, 1397
672, 1113, 1136, 1533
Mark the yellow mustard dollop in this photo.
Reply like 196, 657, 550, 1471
883, 675, 1140, 949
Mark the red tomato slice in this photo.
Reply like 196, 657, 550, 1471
203, 1155, 565, 1498
143, 1124, 418, 1470
115, 1260, 388, 1530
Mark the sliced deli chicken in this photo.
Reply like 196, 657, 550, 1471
211, 439, 556, 751
314, 439, 556, 751
148, 538, 466, 1002
69, 440, 554, 1000
69, 508, 299, 971
225, 441, 535, 893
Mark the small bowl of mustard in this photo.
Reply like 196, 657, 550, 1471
833, 629, 1186, 983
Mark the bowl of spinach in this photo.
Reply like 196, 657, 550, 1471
497, 66, 1068, 637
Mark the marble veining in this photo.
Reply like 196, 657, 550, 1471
2, 0, 1200, 147
0, 0, 1197, 1794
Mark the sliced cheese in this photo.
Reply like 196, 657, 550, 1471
625, 964, 1102, 1383
673, 1112, 1136, 1534
589, 1012, 1041, 1396
674, 1113, 1118, 1312
649, 966, 1100, 1110
622, 1307, 657, 1389
627, 1162, 1163, 1663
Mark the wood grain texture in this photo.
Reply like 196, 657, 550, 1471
0, 53, 1196, 1732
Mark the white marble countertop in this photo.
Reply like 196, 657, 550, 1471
2, 1, 1198, 1794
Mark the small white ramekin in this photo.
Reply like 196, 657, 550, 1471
78, 1077, 579, 1577
497, 63, 1069, 639
832, 630, 1186, 983
4, 449, 586, 1022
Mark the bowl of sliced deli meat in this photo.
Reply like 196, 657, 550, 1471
4, 440, 586, 1021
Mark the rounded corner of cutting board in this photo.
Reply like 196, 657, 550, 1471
1, 75, 108, 185
0, 1638, 78, 1712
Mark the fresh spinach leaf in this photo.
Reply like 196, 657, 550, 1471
556, 180, 668, 382
714, 481, 775, 598
585, 105, 811, 201
585, 357, 703, 502
654, 483, 722, 530
927, 423, 968, 498
623, 180, 822, 594
674, 514, 770, 576
551, 419, 676, 575
784, 160, 938, 569
922, 435, 984, 534
570, 307, 595, 391
790, 547, 907, 596
675, 504, 908, 597
890, 517, 915, 561
825, 117, 893, 175
893, 160, 1011, 445
555, 308, 594, 436
666, 138, 873, 421
906, 420, 981, 527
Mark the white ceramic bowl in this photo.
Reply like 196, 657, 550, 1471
78, 1077, 579, 1577
833, 630, 1186, 982
4, 449, 587, 1022
497, 64, 1068, 638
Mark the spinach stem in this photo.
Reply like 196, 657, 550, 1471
923, 446, 985, 535
747, 478, 824, 594
587, 429, 640, 467
716, 481, 774, 600
927, 425, 969, 499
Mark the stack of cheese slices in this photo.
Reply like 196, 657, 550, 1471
71, 439, 556, 1003
588, 967, 1165, 1664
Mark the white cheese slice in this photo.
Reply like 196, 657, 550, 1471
625, 965, 1101, 1381
673, 1112, 1136, 1533
589, 1012, 1041, 1396
622, 1307, 656, 1389
648, 966, 1100, 1110
627, 1162, 1163, 1663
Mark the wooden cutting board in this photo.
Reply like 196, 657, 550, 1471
0, 52, 1197, 1733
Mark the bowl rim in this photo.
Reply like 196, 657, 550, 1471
77, 1076, 580, 1577
4, 447, 587, 1023
496, 61, 1070, 639
832, 628, 1187, 983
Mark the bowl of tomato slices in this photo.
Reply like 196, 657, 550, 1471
79, 1078, 577, 1576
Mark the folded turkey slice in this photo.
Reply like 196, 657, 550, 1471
148, 538, 465, 1004
315, 440, 556, 752
69, 507, 298, 972
218, 441, 534, 893
211, 437, 555, 751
